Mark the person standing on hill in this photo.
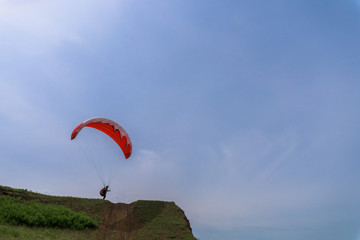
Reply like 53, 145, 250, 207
100, 186, 110, 200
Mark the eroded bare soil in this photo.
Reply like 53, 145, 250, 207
97, 203, 134, 240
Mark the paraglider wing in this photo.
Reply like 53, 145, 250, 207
71, 117, 132, 159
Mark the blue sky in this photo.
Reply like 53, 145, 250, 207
1, 1, 360, 239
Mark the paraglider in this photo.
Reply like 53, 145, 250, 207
71, 117, 132, 199
71, 117, 132, 158
100, 186, 111, 200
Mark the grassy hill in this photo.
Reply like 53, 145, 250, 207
0, 185, 197, 240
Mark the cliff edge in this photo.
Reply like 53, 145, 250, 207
0, 185, 196, 240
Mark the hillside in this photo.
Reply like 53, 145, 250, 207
0, 185, 196, 240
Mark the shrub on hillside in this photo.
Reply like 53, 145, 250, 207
0, 196, 97, 230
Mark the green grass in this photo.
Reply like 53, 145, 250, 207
0, 185, 108, 225
130, 200, 197, 240
0, 196, 97, 230
0, 224, 97, 240
0, 224, 21, 238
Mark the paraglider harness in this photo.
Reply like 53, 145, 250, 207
100, 186, 110, 200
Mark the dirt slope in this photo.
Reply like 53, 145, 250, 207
98, 203, 132, 240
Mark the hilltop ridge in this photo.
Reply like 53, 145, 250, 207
0, 185, 196, 240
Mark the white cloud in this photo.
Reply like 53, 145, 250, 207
0, 80, 35, 121
0, 0, 123, 54
0, 79, 69, 154
187, 182, 334, 229
177, 128, 339, 229
105, 149, 186, 203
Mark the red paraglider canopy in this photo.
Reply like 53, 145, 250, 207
71, 117, 132, 159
